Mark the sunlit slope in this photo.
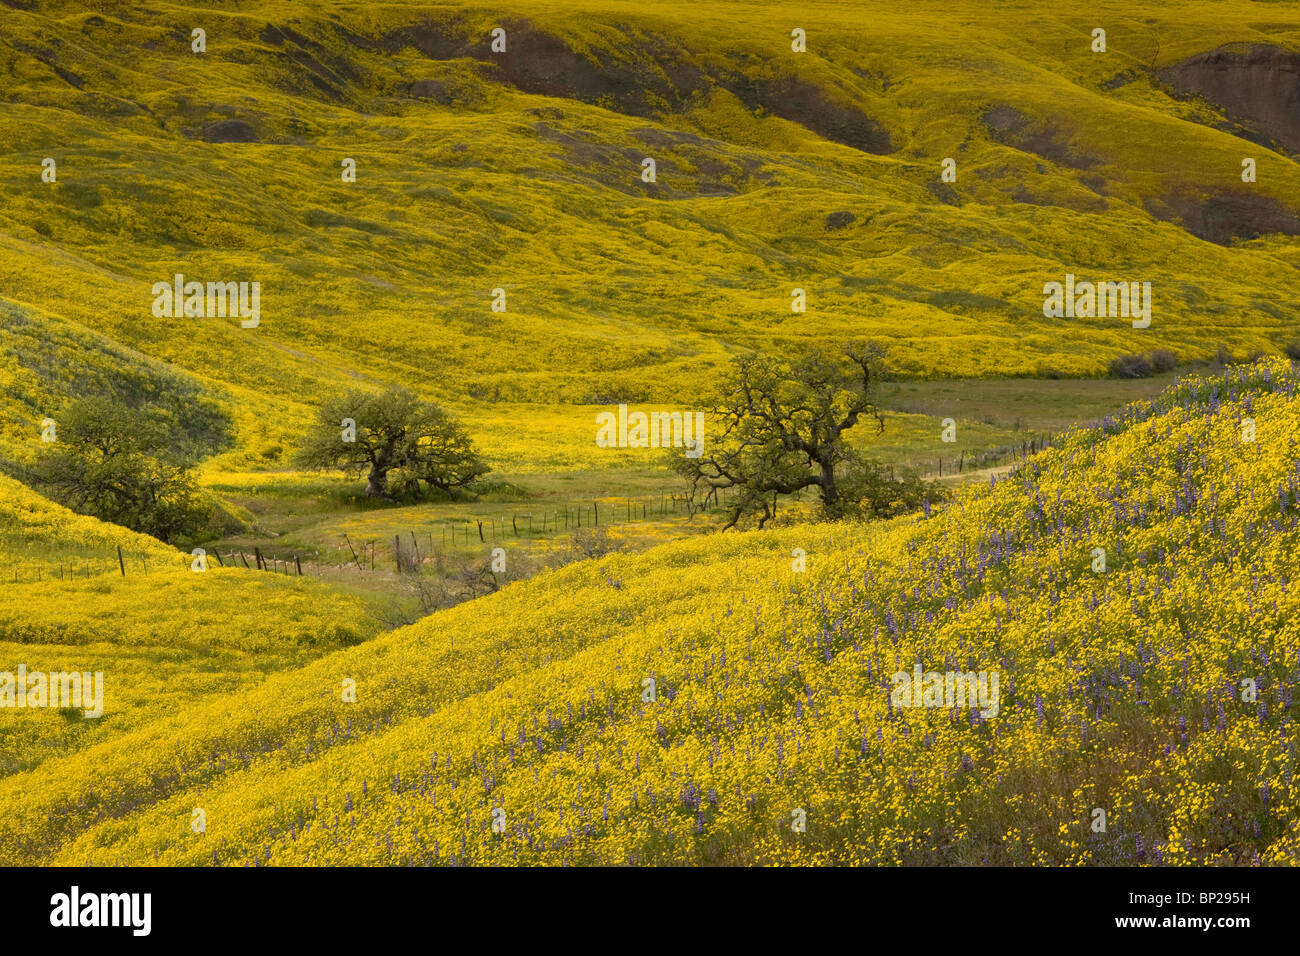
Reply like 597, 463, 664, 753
0, 470, 180, 567
0, 359, 1296, 864
0, 472, 379, 775
1, 1, 1299, 465
0, 571, 378, 776
0, 298, 233, 460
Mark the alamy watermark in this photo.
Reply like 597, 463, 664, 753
0, 665, 103, 718
596, 404, 704, 458
152, 273, 260, 327
1043, 273, 1151, 328
50, 886, 150, 936
890, 665, 1000, 717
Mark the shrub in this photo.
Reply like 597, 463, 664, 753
839, 459, 946, 520
824, 210, 856, 230
566, 527, 620, 561
1148, 349, 1178, 373
1108, 353, 1153, 378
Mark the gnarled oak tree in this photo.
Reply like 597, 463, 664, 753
676, 341, 936, 528
294, 386, 488, 499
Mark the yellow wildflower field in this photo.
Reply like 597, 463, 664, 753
0, 362, 1295, 865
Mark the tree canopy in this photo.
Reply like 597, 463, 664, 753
294, 386, 489, 499
674, 341, 941, 527
28, 397, 212, 543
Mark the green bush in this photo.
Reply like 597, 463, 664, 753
839, 458, 946, 520
28, 397, 214, 544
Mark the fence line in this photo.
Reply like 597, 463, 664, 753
6, 441, 1063, 586
919, 432, 1057, 478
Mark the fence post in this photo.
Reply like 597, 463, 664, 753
342, 534, 361, 571
117, 545, 126, 576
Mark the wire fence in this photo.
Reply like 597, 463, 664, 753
2, 543, 184, 585
5, 442, 1059, 586
917, 432, 1058, 478
2, 490, 727, 584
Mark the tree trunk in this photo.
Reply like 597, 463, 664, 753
818, 457, 840, 516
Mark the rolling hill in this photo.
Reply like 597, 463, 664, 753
1, 0, 1298, 470
1, 0, 1299, 868
0, 359, 1295, 864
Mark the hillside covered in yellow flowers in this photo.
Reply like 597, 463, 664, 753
0, 360, 1296, 865
1, 0, 1299, 468
1, 0, 1299, 870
